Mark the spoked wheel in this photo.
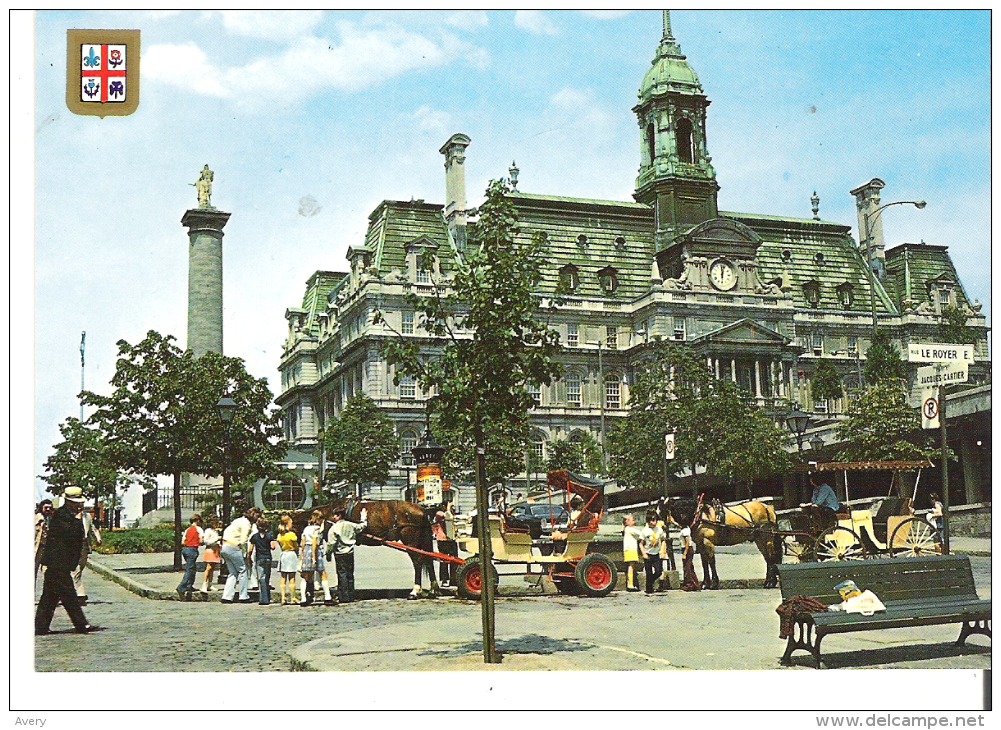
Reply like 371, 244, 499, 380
454, 559, 499, 601
783, 535, 816, 563
814, 526, 865, 561
889, 517, 944, 558
574, 553, 617, 597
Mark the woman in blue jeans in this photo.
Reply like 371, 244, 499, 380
176, 514, 203, 599
248, 517, 275, 605
220, 507, 258, 603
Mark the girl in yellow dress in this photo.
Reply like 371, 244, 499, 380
276, 516, 299, 605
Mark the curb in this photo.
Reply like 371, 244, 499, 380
87, 558, 179, 601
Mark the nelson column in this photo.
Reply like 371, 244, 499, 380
182, 164, 230, 356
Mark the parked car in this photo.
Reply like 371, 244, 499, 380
505, 501, 570, 539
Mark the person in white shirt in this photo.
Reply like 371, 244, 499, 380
298, 510, 328, 606
622, 514, 643, 592
639, 511, 666, 595
326, 507, 368, 603
220, 508, 258, 603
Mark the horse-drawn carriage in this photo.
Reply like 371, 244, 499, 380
453, 470, 618, 600
780, 460, 941, 562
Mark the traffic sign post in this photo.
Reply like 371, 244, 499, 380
921, 389, 940, 430
664, 433, 676, 461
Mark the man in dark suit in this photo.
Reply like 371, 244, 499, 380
35, 487, 98, 635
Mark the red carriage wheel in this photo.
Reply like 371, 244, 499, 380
574, 553, 617, 597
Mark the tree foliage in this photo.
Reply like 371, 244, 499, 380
863, 330, 907, 385
380, 180, 563, 486
323, 395, 399, 496
82, 331, 286, 566
938, 305, 978, 345
834, 382, 938, 462
607, 342, 791, 491
40, 416, 143, 507
811, 359, 844, 406
546, 431, 603, 476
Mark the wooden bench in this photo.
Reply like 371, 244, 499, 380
777, 555, 991, 668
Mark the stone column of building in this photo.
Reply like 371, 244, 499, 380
440, 133, 471, 250
850, 177, 886, 279
181, 207, 231, 357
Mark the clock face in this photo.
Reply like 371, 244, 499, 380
709, 259, 737, 291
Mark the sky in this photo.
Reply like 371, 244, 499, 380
25, 10, 991, 509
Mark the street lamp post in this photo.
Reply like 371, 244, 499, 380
785, 407, 810, 503
861, 200, 926, 342
216, 396, 238, 526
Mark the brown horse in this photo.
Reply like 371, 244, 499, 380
292, 498, 440, 599
660, 495, 781, 589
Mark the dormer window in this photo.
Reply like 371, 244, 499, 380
676, 117, 695, 163
803, 280, 821, 308
559, 264, 579, 292
416, 268, 431, 285
577, 234, 588, 248
837, 282, 855, 309
814, 253, 825, 265
597, 266, 619, 294
615, 236, 626, 250
781, 250, 793, 263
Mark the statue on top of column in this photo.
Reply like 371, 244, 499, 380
193, 164, 214, 208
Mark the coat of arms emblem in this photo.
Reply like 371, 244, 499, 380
66, 29, 140, 117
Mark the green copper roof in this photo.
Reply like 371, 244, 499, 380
638, 11, 703, 102
885, 242, 973, 311
366, 200, 457, 274
300, 271, 346, 336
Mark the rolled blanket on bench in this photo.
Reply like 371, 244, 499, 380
776, 595, 829, 639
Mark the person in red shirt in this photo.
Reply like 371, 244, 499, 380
176, 514, 204, 600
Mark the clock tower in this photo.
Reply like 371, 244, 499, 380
633, 11, 719, 251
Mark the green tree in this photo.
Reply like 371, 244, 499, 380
83, 331, 286, 568
380, 179, 563, 663
607, 342, 790, 492
938, 305, 978, 345
834, 382, 939, 462
323, 395, 399, 497
863, 330, 907, 385
546, 431, 603, 476
40, 416, 144, 515
811, 359, 844, 409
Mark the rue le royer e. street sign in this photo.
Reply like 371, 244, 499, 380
907, 342, 975, 363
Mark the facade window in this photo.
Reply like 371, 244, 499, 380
416, 268, 431, 285
598, 267, 619, 294
400, 430, 418, 465
936, 286, 955, 313
837, 283, 854, 309
527, 383, 541, 407
847, 335, 858, 354
285, 406, 299, 440
531, 437, 545, 465
676, 117, 695, 163
566, 374, 582, 407
646, 122, 656, 165
606, 325, 618, 350
559, 265, 579, 292
812, 333, 824, 356
402, 311, 414, 335
567, 323, 579, 348
803, 280, 821, 307
605, 373, 621, 409
673, 317, 686, 341
399, 375, 416, 400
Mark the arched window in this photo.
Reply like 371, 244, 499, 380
598, 266, 619, 294
646, 122, 656, 165
565, 373, 582, 407
605, 372, 621, 409
530, 429, 547, 465
676, 117, 695, 163
400, 430, 418, 465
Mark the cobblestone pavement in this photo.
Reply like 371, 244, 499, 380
34, 549, 991, 673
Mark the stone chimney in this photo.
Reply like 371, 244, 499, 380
850, 177, 886, 280
439, 133, 471, 249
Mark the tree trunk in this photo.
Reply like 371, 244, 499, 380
173, 472, 182, 570
474, 419, 499, 664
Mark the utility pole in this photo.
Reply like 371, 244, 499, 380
939, 385, 951, 555
80, 331, 86, 422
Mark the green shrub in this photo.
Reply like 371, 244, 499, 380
95, 526, 175, 554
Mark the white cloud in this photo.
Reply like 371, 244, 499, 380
444, 11, 489, 32
579, 11, 633, 20
514, 10, 559, 36
546, 87, 618, 142
144, 23, 487, 108
217, 10, 324, 41
412, 105, 453, 135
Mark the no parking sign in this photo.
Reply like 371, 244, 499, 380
665, 433, 676, 460
921, 389, 940, 430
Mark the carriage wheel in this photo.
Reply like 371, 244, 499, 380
574, 553, 617, 598
813, 526, 865, 561
889, 517, 944, 558
455, 559, 498, 601
783, 535, 816, 563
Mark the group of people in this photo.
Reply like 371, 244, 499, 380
622, 509, 697, 594
35, 487, 103, 635
176, 506, 369, 606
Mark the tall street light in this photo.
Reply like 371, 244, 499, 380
861, 200, 927, 341
785, 407, 810, 503
216, 395, 238, 526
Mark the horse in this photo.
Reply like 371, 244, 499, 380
291, 498, 440, 599
658, 494, 781, 589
